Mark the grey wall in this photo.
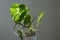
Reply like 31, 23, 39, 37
0, 0, 60, 40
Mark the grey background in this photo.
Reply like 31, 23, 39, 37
0, 0, 60, 40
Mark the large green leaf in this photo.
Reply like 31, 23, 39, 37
10, 4, 29, 24
10, 4, 20, 23
36, 11, 44, 27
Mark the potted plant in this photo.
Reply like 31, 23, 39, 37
9, 3, 44, 40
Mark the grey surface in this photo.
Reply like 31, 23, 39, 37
0, 0, 60, 40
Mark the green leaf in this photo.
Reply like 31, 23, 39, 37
10, 4, 19, 14
19, 4, 29, 14
36, 11, 44, 27
19, 12, 27, 22
24, 14, 31, 25
10, 4, 29, 24
10, 4, 20, 23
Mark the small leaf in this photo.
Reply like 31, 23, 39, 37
10, 4, 29, 24
24, 14, 31, 25
36, 11, 44, 27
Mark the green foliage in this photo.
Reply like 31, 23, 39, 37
36, 11, 44, 27
10, 4, 29, 24
24, 14, 31, 25
10, 4, 19, 23
19, 4, 27, 13
15, 12, 27, 24
10, 3, 44, 40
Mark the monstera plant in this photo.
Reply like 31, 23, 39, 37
10, 3, 44, 40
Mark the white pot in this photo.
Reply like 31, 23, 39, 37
24, 36, 37, 40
